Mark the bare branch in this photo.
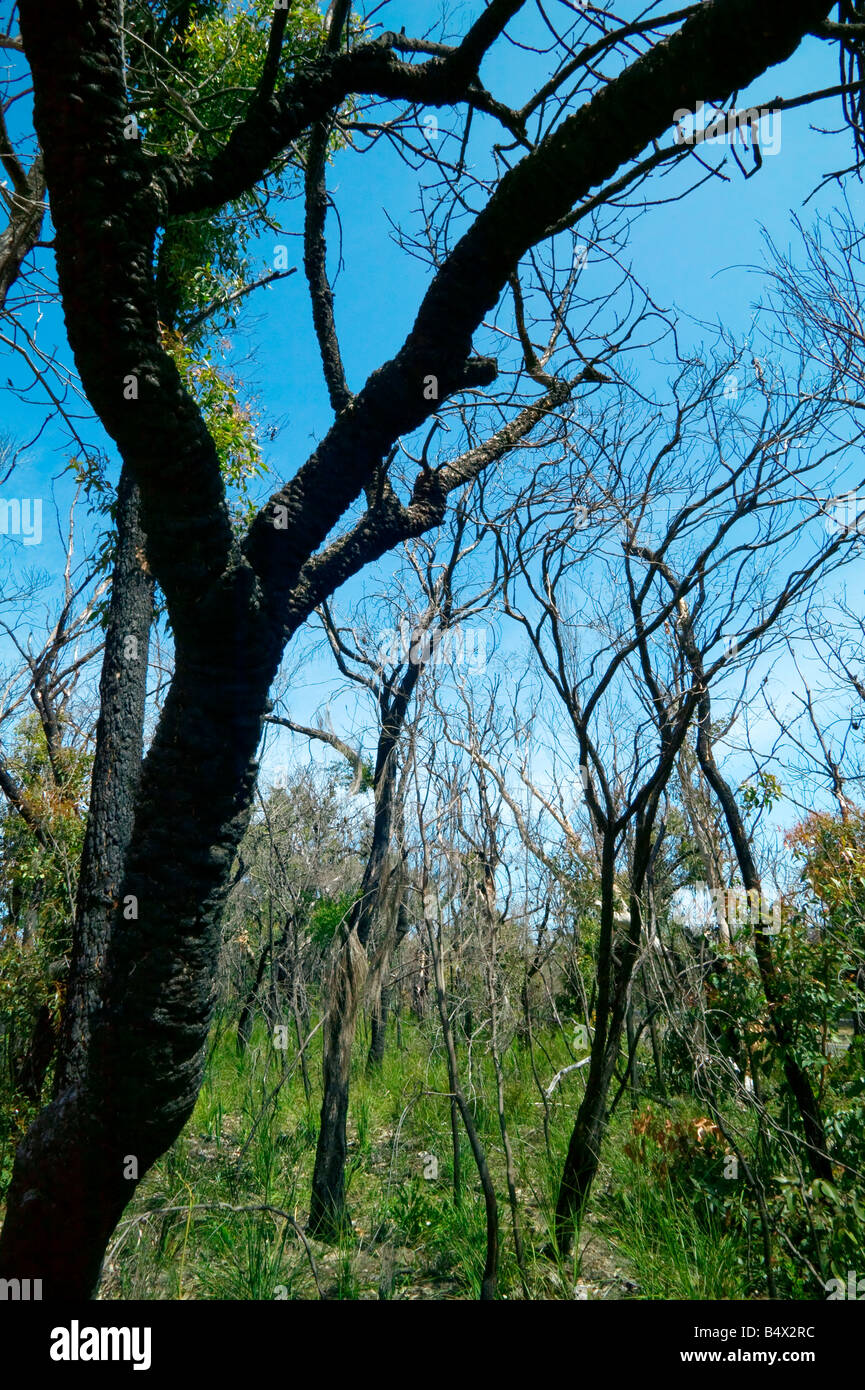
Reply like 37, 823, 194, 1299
303, 119, 352, 414
180, 267, 297, 336
265, 712, 366, 793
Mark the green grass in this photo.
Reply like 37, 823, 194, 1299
75, 1014, 787, 1300
598, 1166, 753, 1300
96, 1012, 589, 1299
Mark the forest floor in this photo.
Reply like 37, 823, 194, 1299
90, 1014, 775, 1300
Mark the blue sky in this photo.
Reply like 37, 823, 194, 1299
3, 10, 859, 532
1, 2, 863, 828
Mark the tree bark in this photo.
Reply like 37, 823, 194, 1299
236, 942, 271, 1055
12, 1005, 56, 1104
366, 893, 411, 1069
424, 872, 498, 1299
555, 831, 620, 1250
309, 665, 419, 1236
54, 464, 153, 1094
556, 801, 670, 1251
306, 925, 368, 1237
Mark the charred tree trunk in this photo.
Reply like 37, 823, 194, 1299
367, 984, 390, 1069
625, 998, 638, 1103
642, 963, 666, 1098
555, 831, 619, 1250
366, 893, 411, 1069
556, 804, 666, 1251
308, 663, 420, 1236
0, 617, 282, 1295
0, 151, 46, 310
54, 465, 153, 1094
236, 942, 271, 1054
306, 925, 368, 1237
12, 1005, 57, 1105
423, 870, 497, 1299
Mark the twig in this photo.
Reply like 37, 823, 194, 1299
544, 1058, 590, 1098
